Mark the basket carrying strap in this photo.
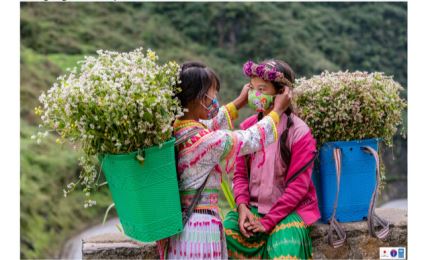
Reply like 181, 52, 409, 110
285, 151, 318, 187
328, 146, 390, 249
328, 148, 347, 248
181, 174, 211, 227
174, 128, 212, 228
174, 128, 202, 147
361, 146, 390, 240
159, 129, 212, 260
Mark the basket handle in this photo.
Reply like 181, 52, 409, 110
327, 148, 347, 248
360, 146, 390, 240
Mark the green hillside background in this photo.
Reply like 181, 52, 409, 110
20, 2, 407, 258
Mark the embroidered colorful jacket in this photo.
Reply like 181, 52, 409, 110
160, 103, 280, 259
233, 113, 321, 233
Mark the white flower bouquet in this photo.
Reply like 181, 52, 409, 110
33, 48, 183, 207
294, 71, 406, 147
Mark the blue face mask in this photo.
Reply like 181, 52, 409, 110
201, 94, 220, 119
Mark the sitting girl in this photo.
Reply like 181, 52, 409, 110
224, 59, 321, 259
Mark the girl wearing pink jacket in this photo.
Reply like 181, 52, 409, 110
224, 60, 321, 259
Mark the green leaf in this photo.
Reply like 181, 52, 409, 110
221, 179, 236, 210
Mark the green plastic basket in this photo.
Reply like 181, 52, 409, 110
99, 138, 183, 242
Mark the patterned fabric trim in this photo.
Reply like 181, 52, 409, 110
173, 119, 207, 133
267, 238, 313, 251
194, 205, 220, 211
168, 212, 226, 259
222, 132, 238, 161
272, 118, 278, 141
180, 129, 211, 151
224, 229, 266, 248
225, 102, 239, 121
270, 221, 307, 235
179, 131, 219, 157
222, 106, 234, 130
180, 193, 219, 208
268, 112, 279, 141
228, 249, 263, 259
268, 110, 280, 125
220, 132, 235, 160
256, 124, 267, 168
273, 255, 299, 260
180, 188, 219, 195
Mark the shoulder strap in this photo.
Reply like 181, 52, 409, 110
361, 146, 391, 239
162, 129, 212, 255
174, 128, 203, 147
174, 128, 212, 227
327, 146, 390, 248
285, 150, 318, 187
328, 148, 347, 248
181, 173, 211, 227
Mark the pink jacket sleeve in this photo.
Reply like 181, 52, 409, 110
259, 131, 317, 233
232, 155, 250, 207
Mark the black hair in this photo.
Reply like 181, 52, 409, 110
256, 59, 295, 169
175, 61, 220, 108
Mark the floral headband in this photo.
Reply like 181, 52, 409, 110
242, 60, 293, 88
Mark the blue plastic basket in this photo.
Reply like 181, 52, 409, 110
312, 138, 379, 223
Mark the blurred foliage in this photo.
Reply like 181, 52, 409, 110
20, 119, 113, 259
20, 2, 407, 258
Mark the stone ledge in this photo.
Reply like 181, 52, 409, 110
310, 208, 407, 259
83, 233, 159, 259
82, 208, 407, 259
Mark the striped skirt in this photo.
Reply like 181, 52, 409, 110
157, 212, 228, 259
223, 207, 313, 259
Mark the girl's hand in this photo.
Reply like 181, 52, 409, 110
238, 204, 255, 238
246, 219, 267, 234
273, 87, 292, 116
233, 83, 251, 110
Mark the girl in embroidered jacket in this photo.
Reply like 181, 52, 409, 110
224, 60, 321, 259
156, 61, 292, 259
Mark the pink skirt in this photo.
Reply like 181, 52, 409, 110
157, 213, 227, 259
